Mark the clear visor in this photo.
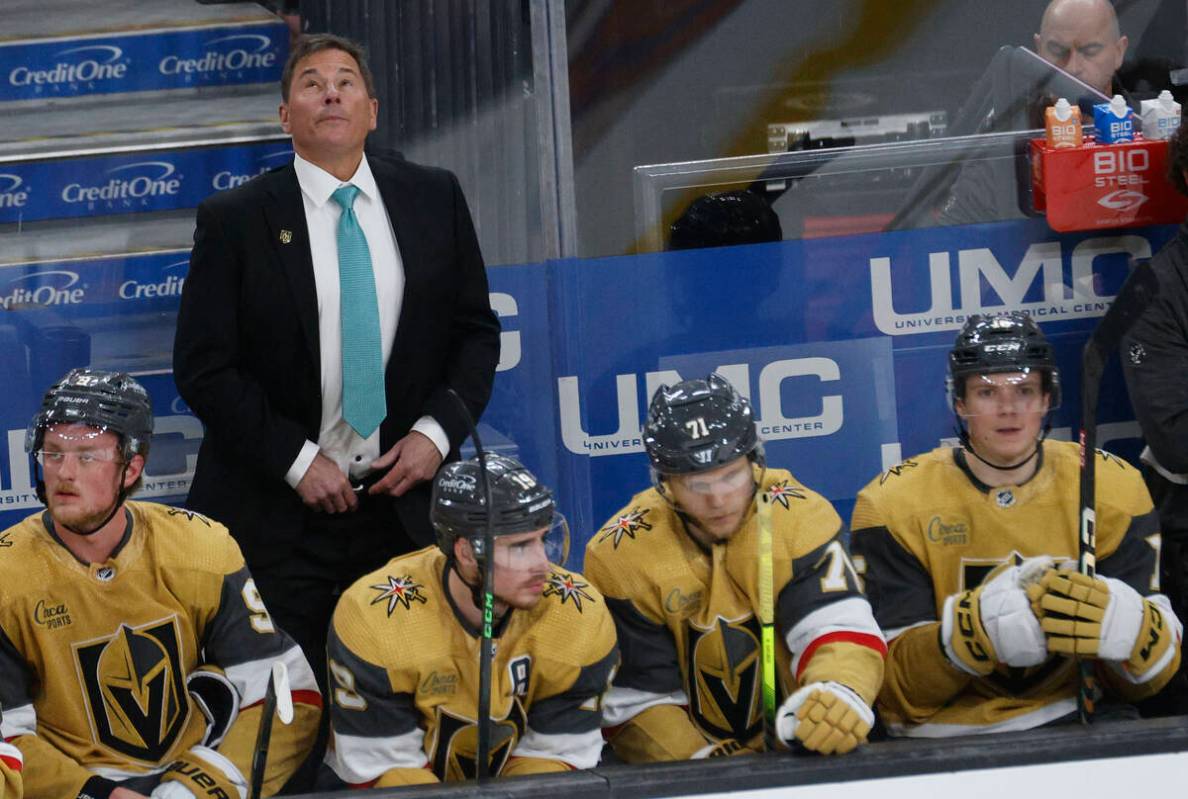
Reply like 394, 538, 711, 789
476, 513, 571, 569
26, 419, 115, 453
953, 370, 1058, 417
664, 458, 760, 497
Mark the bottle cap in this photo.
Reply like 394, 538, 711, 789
1054, 97, 1073, 120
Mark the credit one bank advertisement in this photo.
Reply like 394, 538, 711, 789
0, 218, 1171, 566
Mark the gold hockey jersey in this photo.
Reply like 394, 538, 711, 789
0, 502, 321, 798
325, 546, 618, 787
584, 468, 886, 762
852, 441, 1180, 737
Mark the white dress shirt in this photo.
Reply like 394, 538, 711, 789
284, 153, 448, 487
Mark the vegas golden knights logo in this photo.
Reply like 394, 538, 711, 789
431, 700, 527, 780
685, 614, 762, 742
75, 618, 188, 763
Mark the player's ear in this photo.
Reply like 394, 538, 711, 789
453, 536, 475, 570
123, 453, 146, 489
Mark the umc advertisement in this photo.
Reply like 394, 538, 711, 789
0, 218, 1173, 565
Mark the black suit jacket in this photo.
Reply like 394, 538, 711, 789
173, 155, 500, 566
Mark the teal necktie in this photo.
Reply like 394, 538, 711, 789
331, 184, 386, 438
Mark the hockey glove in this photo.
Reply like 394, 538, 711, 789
775, 681, 873, 755
941, 558, 1049, 676
691, 738, 748, 758
1028, 568, 1181, 682
153, 745, 248, 799
187, 667, 240, 749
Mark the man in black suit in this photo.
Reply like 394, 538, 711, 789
173, 33, 500, 787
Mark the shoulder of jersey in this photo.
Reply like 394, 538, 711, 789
529, 567, 614, 661
761, 468, 841, 555
135, 502, 242, 572
343, 545, 442, 622
860, 448, 951, 495
0, 513, 49, 602
1092, 447, 1151, 515
587, 487, 669, 557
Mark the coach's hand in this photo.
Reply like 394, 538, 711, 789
369, 431, 443, 497
295, 452, 357, 514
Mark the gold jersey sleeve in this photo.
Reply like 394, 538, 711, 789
0, 735, 19, 799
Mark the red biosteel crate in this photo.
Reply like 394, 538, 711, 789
1030, 136, 1188, 231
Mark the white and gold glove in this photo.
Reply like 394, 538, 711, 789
775, 681, 873, 755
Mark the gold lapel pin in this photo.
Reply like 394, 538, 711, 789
279, 229, 293, 244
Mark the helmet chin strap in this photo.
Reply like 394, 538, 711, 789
956, 418, 1050, 473
448, 554, 508, 624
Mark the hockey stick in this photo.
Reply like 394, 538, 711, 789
446, 388, 495, 782
248, 662, 293, 799
1077, 259, 1159, 723
756, 490, 777, 751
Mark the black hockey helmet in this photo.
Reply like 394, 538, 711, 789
644, 373, 763, 476
432, 454, 562, 560
26, 368, 153, 459
947, 312, 1061, 410
668, 190, 783, 251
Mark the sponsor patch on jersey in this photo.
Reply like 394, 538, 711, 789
597, 507, 653, 548
926, 516, 968, 546
543, 571, 594, 612
369, 575, 427, 616
767, 479, 806, 509
33, 598, 72, 629
74, 616, 189, 763
418, 670, 458, 696
880, 459, 919, 485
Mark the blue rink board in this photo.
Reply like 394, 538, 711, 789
0, 21, 288, 102
0, 217, 1174, 568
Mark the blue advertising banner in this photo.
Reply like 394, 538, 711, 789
0, 218, 1174, 567
0, 21, 287, 102
0, 141, 293, 224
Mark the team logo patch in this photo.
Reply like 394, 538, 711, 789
432, 701, 526, 780
0, 531, 11, 548
597, 507, 653, 548
1128, 342, 1146, 365
686, 614, 763, 742
994, 489, 1016, 508
75, 617, 188, 763
766, 479, 806, 509
166, 508, 211, 526
543, 571, 594, 612
370, 575, 427, 616
880, 459, 919, 485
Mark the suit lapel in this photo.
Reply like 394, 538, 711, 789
261, 165, 320, 369
371, 157, 423, 372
